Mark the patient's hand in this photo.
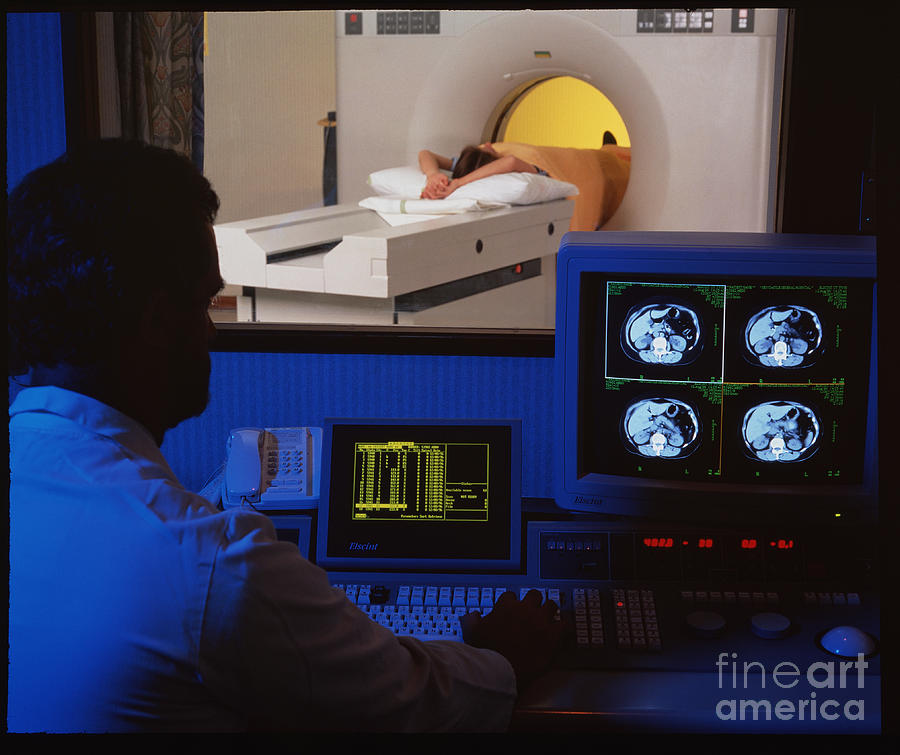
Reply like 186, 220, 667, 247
421, 173, 449, 199
427, 178, 461, 200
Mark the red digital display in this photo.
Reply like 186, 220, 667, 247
770, 538, 795, 550
643, 536, 674, 549
741, 538, 758, 549
697, 538, 714, 549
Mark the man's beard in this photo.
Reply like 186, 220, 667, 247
169, 350, 212, 428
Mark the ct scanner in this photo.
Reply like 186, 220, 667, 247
215, 9, 784, 327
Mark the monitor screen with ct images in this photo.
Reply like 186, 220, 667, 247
554, 232, 878, 524
316, 418, 522, 571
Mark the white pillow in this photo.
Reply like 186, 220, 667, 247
366, 166, 578, 205
367, 166, 427, 197
453, 172, 578, 205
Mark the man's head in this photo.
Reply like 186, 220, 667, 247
8, 140, 223, 439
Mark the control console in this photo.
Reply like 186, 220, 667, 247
514, 519, 881, 732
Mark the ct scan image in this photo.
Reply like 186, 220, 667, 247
620, 303, 703, 366
741, 400, 820, 462
621, 397, 701, 458
743, 305, 824, 368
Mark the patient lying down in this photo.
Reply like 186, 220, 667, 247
418, 136, 631, 231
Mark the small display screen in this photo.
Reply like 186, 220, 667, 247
318, 421, 520, 571
578, 275, 874, 486
351, 439, 490, 522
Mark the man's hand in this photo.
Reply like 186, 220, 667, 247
460, 589, 564, 691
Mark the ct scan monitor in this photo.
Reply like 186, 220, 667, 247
554, 232, 877, 524
316, 418, 522, 571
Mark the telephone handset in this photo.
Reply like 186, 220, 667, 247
223, 426, 322, 510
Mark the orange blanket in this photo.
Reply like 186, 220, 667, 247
491, 142, 631, 231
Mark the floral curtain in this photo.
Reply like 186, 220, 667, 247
113, 11, 204, 170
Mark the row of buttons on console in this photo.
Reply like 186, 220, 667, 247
680, 590, 861, 606
803, 592, 861, 606
573, 587, 604, 648
545, 539, 604, 552
336, 584, 562, 610
681, 590, 780, 605
615, 588, 661, 650
572, 588, 662, 651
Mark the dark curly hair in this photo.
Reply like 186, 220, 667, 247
451, 145, 499, 180
8, 140, 220, 373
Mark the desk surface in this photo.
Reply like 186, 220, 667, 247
513, 669, 881, 733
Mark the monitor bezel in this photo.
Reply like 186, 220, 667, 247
316, 417, 523, 571
554, 231, 878, 525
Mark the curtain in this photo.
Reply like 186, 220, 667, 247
322, 111, 337, 206
113, 11, 204, 170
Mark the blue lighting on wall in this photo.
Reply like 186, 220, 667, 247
7, 12, 67, 193
162, 351, 556, 498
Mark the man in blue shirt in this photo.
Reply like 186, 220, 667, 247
7, 140, 561, 732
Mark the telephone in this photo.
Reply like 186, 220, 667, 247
223, 426, 322, 510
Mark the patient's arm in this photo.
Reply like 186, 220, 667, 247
418, 150, 453, 198
432, 154, 537, 198
418, 149, 453, 174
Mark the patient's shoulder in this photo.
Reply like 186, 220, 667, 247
602, 144, 631, 162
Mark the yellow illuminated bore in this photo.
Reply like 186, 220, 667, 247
501, 75, 631, 150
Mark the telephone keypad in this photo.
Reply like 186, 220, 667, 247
262, 430, 309, 495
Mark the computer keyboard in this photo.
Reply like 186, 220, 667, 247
335, 583, 562, 642
335, 581, 664, 650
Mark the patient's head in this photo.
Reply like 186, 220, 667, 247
452, 144, 499, 180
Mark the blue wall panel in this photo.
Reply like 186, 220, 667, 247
161, 351, 556, 497
6, 12, 67, 192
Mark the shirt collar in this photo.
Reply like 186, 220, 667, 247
10, 385, 163, 462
